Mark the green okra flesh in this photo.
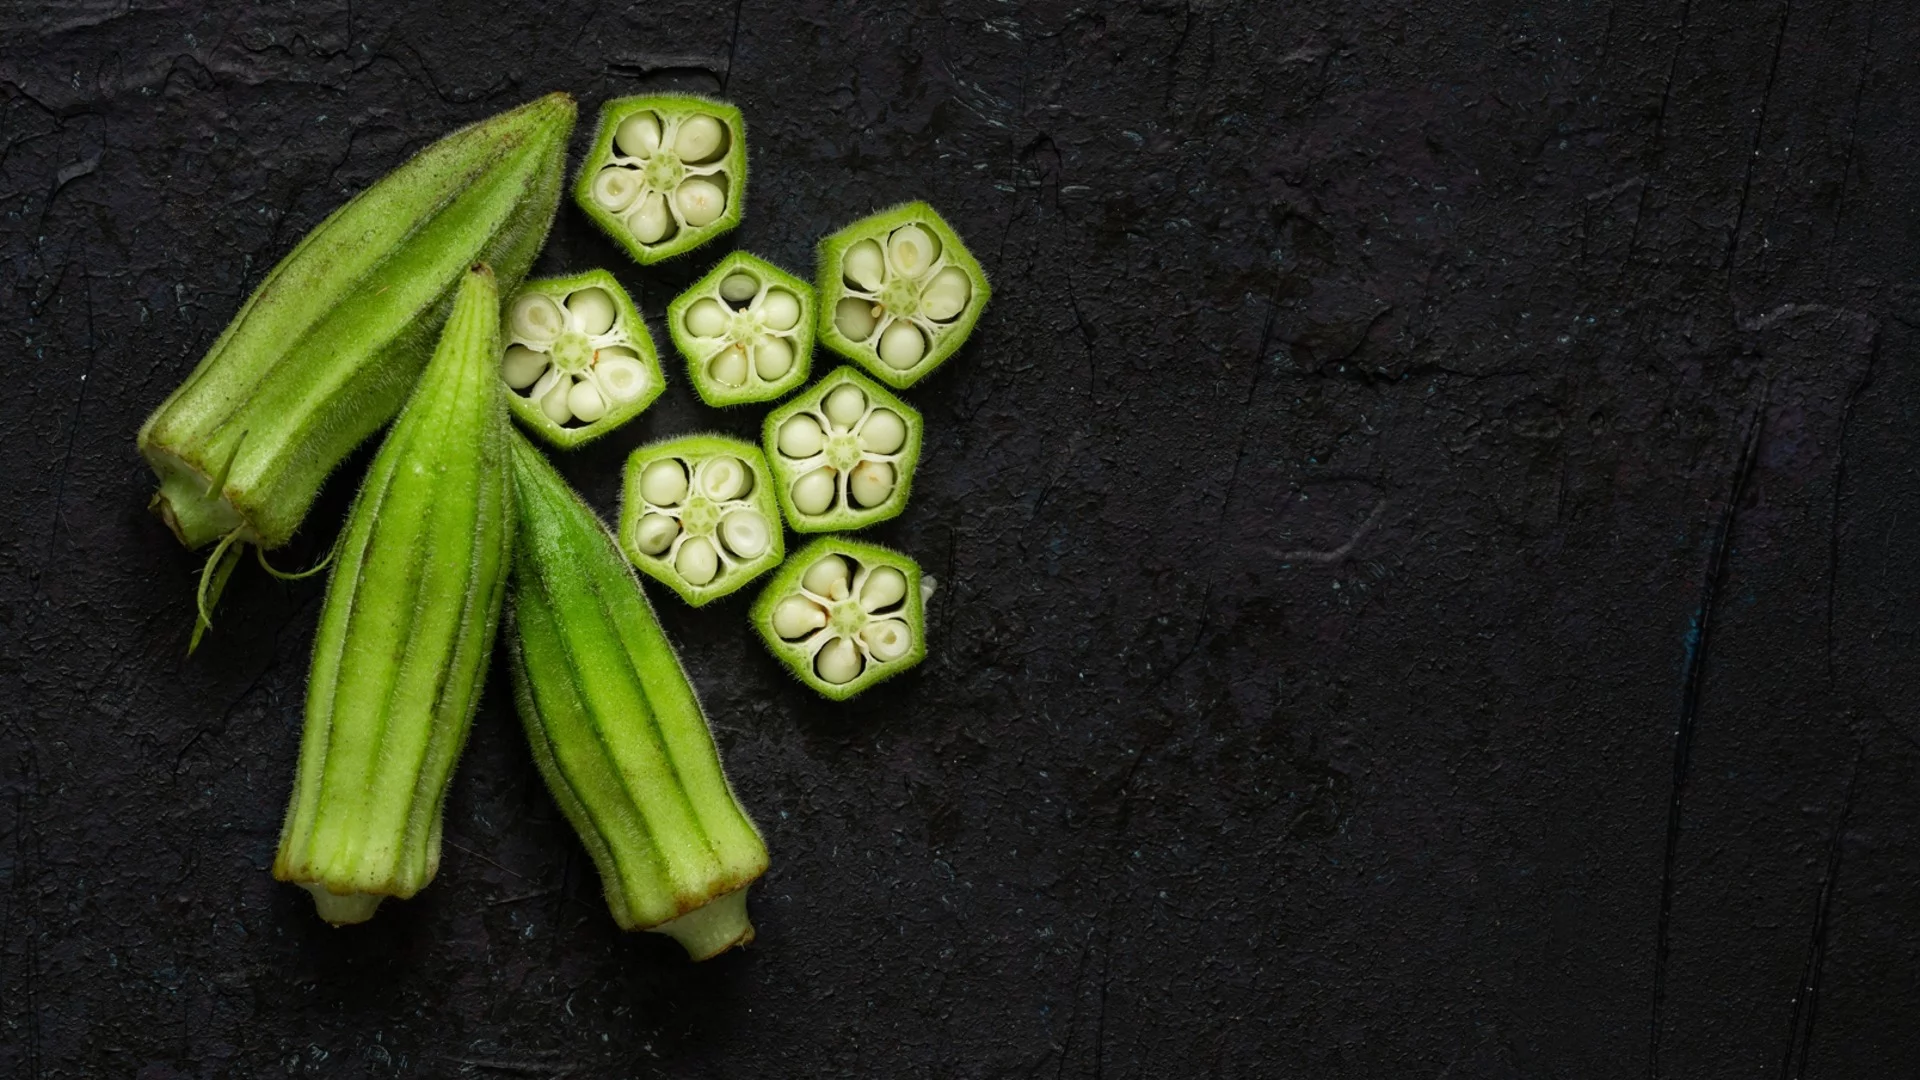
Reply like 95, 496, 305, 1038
507, 433, 768, 958
273, 265, 515, 924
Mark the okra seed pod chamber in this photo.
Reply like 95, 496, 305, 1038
816, 201, 990, 389
751, 537, 928, 700
576, 95, 747, 265
500, 270, 665, 447
619, 435, 785, 606
667, 252, 816, 406
762, 366, 923, 533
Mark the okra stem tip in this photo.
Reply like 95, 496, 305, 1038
649, 887, 756, 960
302, 884, 385, 926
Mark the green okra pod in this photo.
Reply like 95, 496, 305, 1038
817, 202, 990, 388
752, 537, 929, 700
507, 432, 769, 959
137, 93, 572, 627
273, 264, 515, 925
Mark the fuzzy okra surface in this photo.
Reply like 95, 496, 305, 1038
272, 265, 515, 925
507, 433, 769, 959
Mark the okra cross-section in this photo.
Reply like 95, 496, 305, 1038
816, 202, 990, 388
668, 252, 815, 406
762, 366, 922, 533
576, 95, 747, 265
619, 435, 784, 606
501, 270, 664, 448
751, 538, 927, 700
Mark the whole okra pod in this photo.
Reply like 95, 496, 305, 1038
273, 264, 515, 924
507, 433, 769, 959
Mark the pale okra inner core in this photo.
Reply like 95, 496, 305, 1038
502, 286, 651, 428
770, 553, 914, 685
775, 383, 907, 518
685, 270, 803, 389
631, 455, 773, 587
833, 224, 975, 371
589, 110, 732, 246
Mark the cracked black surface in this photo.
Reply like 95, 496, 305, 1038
5, 1, 1920, 1077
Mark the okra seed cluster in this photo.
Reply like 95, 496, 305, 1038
579, 95, 748, 265
772, 552, 915, 686
633, 455, 770, 584
783, 386, 900, 513
832, 223, 973, 372
503, 286, 649, 427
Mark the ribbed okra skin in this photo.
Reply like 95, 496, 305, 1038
138, 93, 574, 553
506, 434, 769, 959
273, 265, 515, 925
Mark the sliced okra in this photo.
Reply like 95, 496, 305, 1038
667, 252, 815, 406
501, 270, 664, 448
762, 366, 922, 533
751, 538, 927, 701
619, 435, 784, 606
816, 201, 990, 389
576, 95, 747, 265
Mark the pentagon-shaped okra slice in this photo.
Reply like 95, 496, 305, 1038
576, 95, 746, 265
620, 435, 784, 606
751, 538, 926, 700
763, 366, 922, 533
668, 252, 815, 406
501, 271, 664, 448
816, 201, 990, 389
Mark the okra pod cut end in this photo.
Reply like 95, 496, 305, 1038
815, 201, 990, 389
502, 270, 666, 448
302, 884, 387, 926
618, 434, 785, 606
762, 366, 923, 533
575, 94, 747, 265
668, 252, 816, 406
650, 886, 756, 960
751, 537, 928, 700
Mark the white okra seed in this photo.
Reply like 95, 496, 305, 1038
857, 408, 906, 454
640, 458, 688, 506
859, 566, 908, 611
777, 414, 824, 458
634, 513, 679, 556
754, 336, 795, 380
834, 297, 879, 341
720, 272, 760, 303
719, 509, 770, 559
888, 224, 940, 278
759, 289, 801, 331
675, 178, 726, 227
710, 345, 749, 387
849, 460, 895, 508
878, 321, 927, 370
684, 297, 728, 337
791, 467, 837, 516
860, 619, 913, 662
772, 594, 828, 639
539, 377, 573, 424
567, 379, 608, 422
921, 266, 973, 321
815, 636, 863, 684
501, 345, 548, 390
843, 239, 886, 291
566, 287, 618, 336
676, 536, 719, 585
630, 193, 670, 243
614, 111, 662, 157
673, 114, 725, 162
595, 352, 647, 402
701, 456, 750, 501
802, 554, 850, 597
591, 167, 643, 213
824, 385, 867, 429
511, 292, 565, 342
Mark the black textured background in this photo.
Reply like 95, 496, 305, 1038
4, 1, 1919, 1076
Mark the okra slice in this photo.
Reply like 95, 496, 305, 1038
501, 270, 664, 447
619, 435, 784, 606
273, 264, 515, 925
667, 252, 815, 406
575, 94, 747, 265
138, 92, 573, 554
816, 201, 990, 388
762, 366, 922, 533
507, 433, 769, 959
751, 538, 927, 701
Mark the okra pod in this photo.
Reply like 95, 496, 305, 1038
576, 94, 747, 265
816, 202, 990, 388
763, 366, 922, 533
667, 252, 815, 406
273, 264, 515, 924
507, 433, 769, 958
501, 270, 665, 447
618, 435, 785, 606
752, 537, 928, 700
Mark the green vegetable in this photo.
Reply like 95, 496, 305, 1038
576, 94, 747, 264
273, 264, 515, 924
667, 252, 815, 406
752, 537, 927, 700
762, 366, 922, 533
500, 270, 665, 448
507, 432, 769, 958
619, 434, 785, 606
816, 202, 989, 388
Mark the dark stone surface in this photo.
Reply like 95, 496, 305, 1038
3, 0, 1918, 1075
